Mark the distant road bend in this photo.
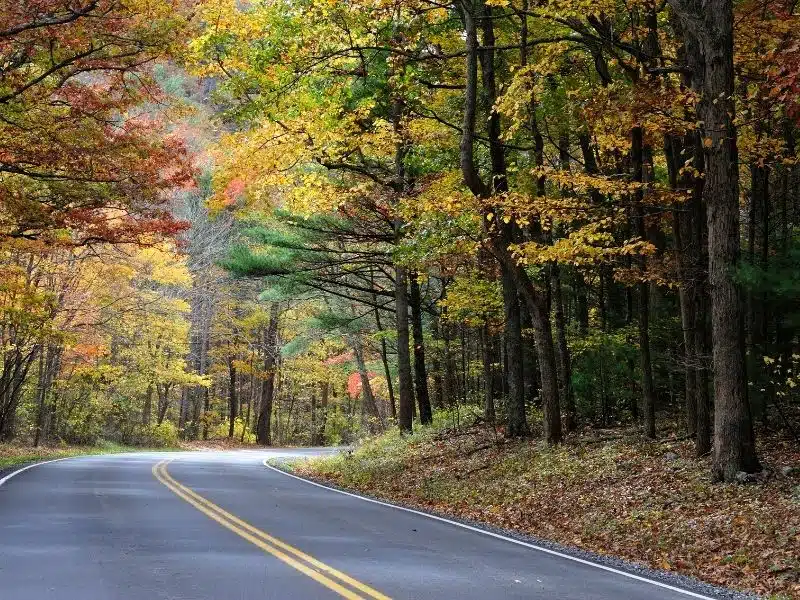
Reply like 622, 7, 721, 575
0, 450, 721, 599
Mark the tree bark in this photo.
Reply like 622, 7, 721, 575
481, 324, 497, 424
409, 271, 432, 425
257, 304, 279, 446
631, 126, 657, 438
353, 334, 382, 432
395, 265, 414, 433
552, 267, 576, 433
227, 357, 237, 438
669, 0, 760, 479
143, 383, 153, 427
502, 261, 528, 437
373, 301, 396, 419
317, 381, 328, 444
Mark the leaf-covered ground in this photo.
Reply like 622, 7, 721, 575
298, 427, 800, 599
0, 441, 177, 469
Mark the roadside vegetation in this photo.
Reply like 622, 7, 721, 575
0, 440, 181, 470
298, 412, 800, 599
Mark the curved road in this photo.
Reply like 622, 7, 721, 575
0, 450, 717, 599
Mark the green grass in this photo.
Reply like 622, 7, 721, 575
0, 440, 181, 470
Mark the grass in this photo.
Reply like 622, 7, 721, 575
298, 419, 800, 598
0, 440, 180, 470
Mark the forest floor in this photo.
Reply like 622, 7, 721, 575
296, 423, 800, 599
180, 439, 261, 451
0, 441, 180, 470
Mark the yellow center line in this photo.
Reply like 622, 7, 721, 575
152, 460, 391, 600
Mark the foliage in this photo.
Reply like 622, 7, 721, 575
0, 0, 195, 245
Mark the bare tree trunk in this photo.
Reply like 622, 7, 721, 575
552, 267, 576, 433
502, 262, 527, 437
310, 387, 317, 445
395, 265, 414, 433
143, 383, 153, 427
481, 324, 496, 424
373, 303, 396, 419
156, 384, 171, 425
409, 272, 432, 425
353, 334, 382, 432
317, 381, 328, 444
632, 126, 657, 438
228, 357, 237, 438
33, 350, 46, 448
669, 0, 760, 479
257, 304, 279, 446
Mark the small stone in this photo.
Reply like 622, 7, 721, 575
735, 470, 769, 484
780, 465, 797, 477
663, 452, 680, 462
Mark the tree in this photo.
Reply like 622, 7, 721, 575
668, 0, 761, 481
0, 0, 193, 246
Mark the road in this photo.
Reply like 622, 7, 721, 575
0, 449, 718, 600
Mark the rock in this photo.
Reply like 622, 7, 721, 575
780, 465, 798, 477
663, 452, 680, 462
735, 470, 768, 484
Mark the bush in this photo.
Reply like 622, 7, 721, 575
124, 421, 180, 448
210, 418, 256, 444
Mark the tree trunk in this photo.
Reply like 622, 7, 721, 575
373, 303, 396, 419
156, 384, 170, 425
669, 0, 760, 479
33, 350, 46, 448
143, 383, 153, 427
257, 304, 280, 446
228, 358, 237, 438
353, 334, 382, 432
395, 265, 414, 433
310, 387, 318, 445
502, 264, 527, 437
493, 246, 562, 444
481, 323, 497, 424
519, 300, 538, 406
632, 126, 657, 438
552, 267, 576, 433
409, 272, 432, 425
317, 381, 328, 444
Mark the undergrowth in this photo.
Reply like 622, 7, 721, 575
0, 440, 180, 469
299, 420, 800, 598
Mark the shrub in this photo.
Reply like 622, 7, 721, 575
211, 418, 256, 444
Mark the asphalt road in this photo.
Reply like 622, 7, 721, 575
0, 449, 718, 600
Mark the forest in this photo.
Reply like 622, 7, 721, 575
2, 0, 800, 484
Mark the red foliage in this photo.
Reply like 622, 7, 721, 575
0, 0, 195, 247
324, 351, 354, 366
347, 371, 377, 398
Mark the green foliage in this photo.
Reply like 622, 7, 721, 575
322, 406, 359, 446
439, 274, 503, 327
211, 418, 255, 444
570, 327, 639, 423
138, 422, 181, 448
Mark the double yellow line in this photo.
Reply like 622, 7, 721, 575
153, 460, 391, 600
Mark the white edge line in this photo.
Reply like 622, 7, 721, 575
264, 459, 717, 600
0, 457, 75, 488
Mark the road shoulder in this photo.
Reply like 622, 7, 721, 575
266, 458, 757, 600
